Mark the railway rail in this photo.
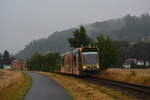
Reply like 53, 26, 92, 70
55, 72, 150, 98
83, 76, 150, 95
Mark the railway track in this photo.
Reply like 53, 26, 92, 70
83, 76, 150, 95
55, 72, 150, 98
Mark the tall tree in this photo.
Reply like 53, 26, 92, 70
96, 35, 119, 69
0, 54, 2, 64
128, 41, 150, 61
3, 50, 11, 65
0, 54, 3, 68
68, 25, 91, 48
112, 41, 130, 66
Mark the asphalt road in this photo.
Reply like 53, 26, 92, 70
24, 72, 72, 100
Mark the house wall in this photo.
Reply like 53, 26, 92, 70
11, 60, 27, 70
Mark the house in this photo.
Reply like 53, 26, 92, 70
122, 59, 149, 68
11, 60, 27, 70
122, 59, 136, 68
3, 65, 11, 69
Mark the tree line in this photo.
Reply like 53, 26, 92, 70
27, 25, 150, 71
27, 52, 60, 71
15, 13, 150, 61
27, 26, 119, 71
68, 26, 150, 69
68, 26, 118, 69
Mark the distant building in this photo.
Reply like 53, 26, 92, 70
122, 59, 136, 68
11, 60, 27, 70
3, 65, 11, 69
122, 58, 149, 68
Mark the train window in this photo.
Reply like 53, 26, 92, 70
82, 48, 98, 52
82, 52, 99, 64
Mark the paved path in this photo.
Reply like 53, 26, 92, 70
24, 72, 72, 100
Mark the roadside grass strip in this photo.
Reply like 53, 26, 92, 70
0, 70, 32, 100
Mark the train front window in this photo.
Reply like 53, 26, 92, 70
82, 52, 99, 64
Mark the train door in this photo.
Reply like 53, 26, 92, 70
75, 55, 80, 75
72, 55, 76, 74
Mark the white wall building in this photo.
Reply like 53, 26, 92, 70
3, 65, 11, 69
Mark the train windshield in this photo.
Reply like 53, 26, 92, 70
82, 52, 99, 64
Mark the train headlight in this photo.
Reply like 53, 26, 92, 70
96, 65, 100, 69
82, 66, 86, 69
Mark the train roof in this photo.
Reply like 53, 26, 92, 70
60, 47, 98, 56
60, 51, 73, 57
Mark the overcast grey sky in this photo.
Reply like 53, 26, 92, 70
0, 0, 150, 54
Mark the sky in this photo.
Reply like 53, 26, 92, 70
0, 0, 150, 54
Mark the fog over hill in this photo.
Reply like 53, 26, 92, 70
15, 14, 150, 60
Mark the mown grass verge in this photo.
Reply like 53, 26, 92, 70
40, 72, 139, 100
0, 70, 32, 100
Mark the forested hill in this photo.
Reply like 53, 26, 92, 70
15, 14, 150, 60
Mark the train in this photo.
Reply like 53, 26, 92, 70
60, 47, 101, 75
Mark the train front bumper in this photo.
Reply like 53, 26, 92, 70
82, 64, 100, 70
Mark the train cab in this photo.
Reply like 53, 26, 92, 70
60, 47, 101, 75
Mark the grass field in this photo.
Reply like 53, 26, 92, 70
40, 72, 140, 100
0, 70, 32, 100
95, 68, 150, 86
